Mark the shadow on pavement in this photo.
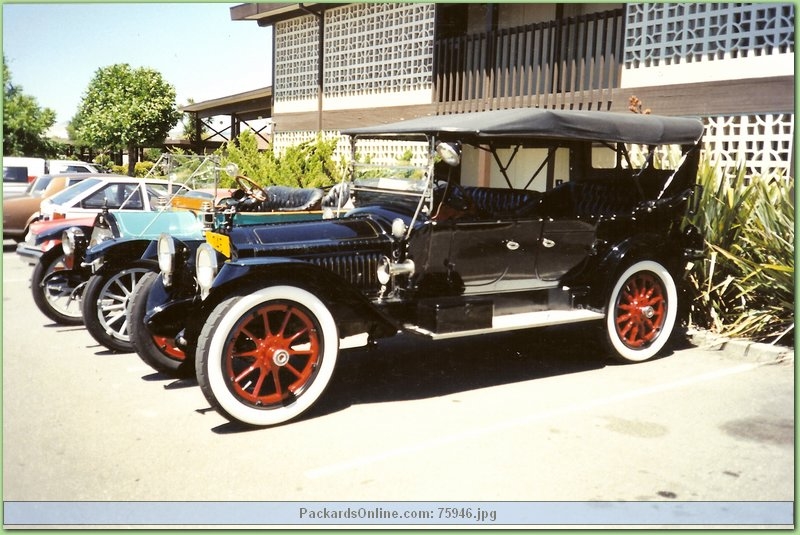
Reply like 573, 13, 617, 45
200, 323, 685, 433
307, 323, 611, 421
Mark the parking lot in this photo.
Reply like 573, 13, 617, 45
2, 243, 794, 526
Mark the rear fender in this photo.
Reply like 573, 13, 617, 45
580, 233, 680, 309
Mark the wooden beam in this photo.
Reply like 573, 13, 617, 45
273, 104, 438, 132
611, 76, 794, 116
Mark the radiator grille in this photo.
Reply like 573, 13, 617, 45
311, 252, 382, 292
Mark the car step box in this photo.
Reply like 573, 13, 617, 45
417, 298, 493, 334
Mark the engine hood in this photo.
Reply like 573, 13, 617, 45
229, 213, 397, 259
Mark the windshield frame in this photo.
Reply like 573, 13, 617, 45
348, 134, 439, 236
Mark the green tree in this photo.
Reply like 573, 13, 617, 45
71, 63, 180, 175
3, 55, 58, 157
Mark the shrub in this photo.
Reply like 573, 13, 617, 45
110, 160, 154, 177
685, 159, 794, 344
134, 161, 154, 177
215, 131, 344, 189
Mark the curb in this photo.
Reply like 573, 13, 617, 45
687, 329, 794, 363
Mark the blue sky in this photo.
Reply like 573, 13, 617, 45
3, 2, 273, 128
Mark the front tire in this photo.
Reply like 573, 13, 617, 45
128, 271, 191, 376
197, 285, 339, 427
604, 260, 677, 363
31, 247, 84, 325
82, 262, 157, 353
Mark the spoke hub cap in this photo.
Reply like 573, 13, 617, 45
272, 348, 290, 367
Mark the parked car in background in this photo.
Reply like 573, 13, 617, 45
3, 157, 100, 197
39, 176, 193, 221
47, 159, 101, 175
3, 157, 45, 196
3, 173, 105, 241
144, 107, 705, 427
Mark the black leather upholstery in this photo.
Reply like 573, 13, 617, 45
540, 181, 644, 219
261, 186, 324, 211
464, 187, 543, 217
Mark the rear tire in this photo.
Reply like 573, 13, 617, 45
197, 285, 339, 427
604, 260, 677, 363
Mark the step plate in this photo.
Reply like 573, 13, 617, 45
404, 308, 604, 340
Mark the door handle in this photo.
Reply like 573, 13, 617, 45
505, 240, 520, 251
542, 238, 556, 248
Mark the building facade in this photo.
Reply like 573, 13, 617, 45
231, 2, 794, 180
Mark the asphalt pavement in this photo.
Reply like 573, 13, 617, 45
2, 242, 794, 528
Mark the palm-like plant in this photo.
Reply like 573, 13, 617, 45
686, 159, 794, 344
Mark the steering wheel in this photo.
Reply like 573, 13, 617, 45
443, 181, 472, 211
432, 179, 474, 220
235, 175, 269, 203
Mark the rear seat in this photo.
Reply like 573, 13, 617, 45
539, 180, 645, 219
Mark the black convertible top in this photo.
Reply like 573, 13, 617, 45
343, 108, 704, 145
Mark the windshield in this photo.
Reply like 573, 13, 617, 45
352, 163, 428, 192
47, 177, 102, 204
145, 154, 222, 192
29, 175, 54, 196
349, 139, 433, 215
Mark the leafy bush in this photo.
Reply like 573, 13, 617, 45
686, 159, 794, 344
215, 131, 344, 189
110, 161, 154, 177
135, 161, 155, 177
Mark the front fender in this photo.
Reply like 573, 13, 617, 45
41, 267, 91, 288
84, 238, 153, 267
143, 274, 200, 338
35, 222, 93, 245
206, 258, 399, 341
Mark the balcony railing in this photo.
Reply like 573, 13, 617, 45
435, 8, 625, 114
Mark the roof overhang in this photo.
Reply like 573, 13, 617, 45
230, 3, 346, 26
180, 87, 273, 122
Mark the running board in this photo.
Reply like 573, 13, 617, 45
404, 308, 604, 340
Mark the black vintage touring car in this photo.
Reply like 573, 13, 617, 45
144, 108, 704, 427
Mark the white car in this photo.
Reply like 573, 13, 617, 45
39, 176, 194, 221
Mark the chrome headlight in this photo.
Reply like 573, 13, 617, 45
61, 227, 85, 256
157, 233, 176, 287
195, 243, 218, 300
89, 226, 114, 247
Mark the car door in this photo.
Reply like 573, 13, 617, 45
536, 219, 596, 281
434, 216, 543, 294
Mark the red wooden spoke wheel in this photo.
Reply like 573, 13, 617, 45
604, 260, 677, 363
198, 286, 339, 427
224, 302, 322, 408
613, 271, 666, 349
